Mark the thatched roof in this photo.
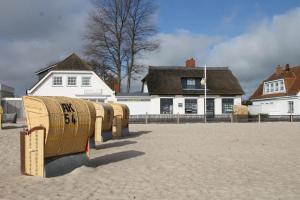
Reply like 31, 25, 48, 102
142, 66, 244, 96
35, 53, 92, 75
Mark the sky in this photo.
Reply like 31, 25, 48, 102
0, 0, 300, 98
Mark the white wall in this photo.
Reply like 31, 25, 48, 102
250, 96, 300, 115
198, 98, 204, 114
117, 95, 242, 115
214, 98, 222, 115
116, 99, 151, 115
28, 70, 115, 101
173, 96, 185, 114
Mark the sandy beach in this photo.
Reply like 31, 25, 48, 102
0, 122, 299, 200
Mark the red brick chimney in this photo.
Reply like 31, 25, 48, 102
285, 64, 290, 71
186, 58, 196, 68
114, 83, 120, 93
275, 65, 283, 75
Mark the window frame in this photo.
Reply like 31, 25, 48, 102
263, 79, 286, 94
52, 76, 63, 87
184, 98, 198, 114
67, 76, 77, 87
288, 101, 294, 113
222, 98, 234, 114
81, 76, 91, 87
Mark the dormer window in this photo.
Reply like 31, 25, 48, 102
263, 79, 285, 94
187, 78, 196, 89
182, 78, 201, 90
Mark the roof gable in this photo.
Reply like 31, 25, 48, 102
35, 53, 92, 75
143, 66, 244, 95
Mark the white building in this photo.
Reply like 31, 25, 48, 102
27, 55, 244, 116
27, 53, 115, 102
117, 58, 244, 115
249, 64, 300, 115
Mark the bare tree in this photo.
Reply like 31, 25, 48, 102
84, 0, 131, 91
84, 0, 158, 92
125, 0, 158, 92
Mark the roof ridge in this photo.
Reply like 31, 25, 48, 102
149, 66, 229, 70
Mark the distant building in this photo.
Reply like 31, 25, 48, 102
117, 58, 244, 115
249, 64, 300, 115
27, 53, 115, 102
0, 83, 14, 99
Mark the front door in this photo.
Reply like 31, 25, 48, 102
206, 98, 215, 117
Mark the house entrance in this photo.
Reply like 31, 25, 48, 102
206, 98, 215, 117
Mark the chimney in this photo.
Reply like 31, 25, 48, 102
275, 65, 283, 75
285, 64, 290, 71
186, 58, 196, 68
114, 83, 120, 93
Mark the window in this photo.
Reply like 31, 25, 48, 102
160, 98, 173, 114
185, 99, 197, 114
52, 76, 62, 86
187, 78, 196, 89
279, 80, 284, 91
182, 78, 201, 90
222, 98, 234, 114
264, 79, 285, 94
82, 77, 91, 86
270, 83, 274, 92
67, 76, 77, 86
275, 82, 278, 91
288, 101, 294, 113
265, 83, 269, 93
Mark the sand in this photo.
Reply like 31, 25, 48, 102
0, 122, 299, 200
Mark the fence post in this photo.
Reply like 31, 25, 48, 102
258, 114, 261, 123
145, 112, 148, 124
290, 114, 293, 122
177, 113, 179, 124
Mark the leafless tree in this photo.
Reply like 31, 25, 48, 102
84, 0, 131, 91
124, 0, 158, 92
84, 0, 158, 92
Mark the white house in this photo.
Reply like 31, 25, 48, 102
27, 55, 244, 116
27, 53, 115, 102
117, 58, 244, 115
249, 64, 300, 115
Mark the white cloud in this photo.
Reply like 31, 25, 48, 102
207, 7, 300, 97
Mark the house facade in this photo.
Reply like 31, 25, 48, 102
27, 55, 244, 116
249, 64, 300, 115
117, 59, 244, 115
27, 53, 115, 102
